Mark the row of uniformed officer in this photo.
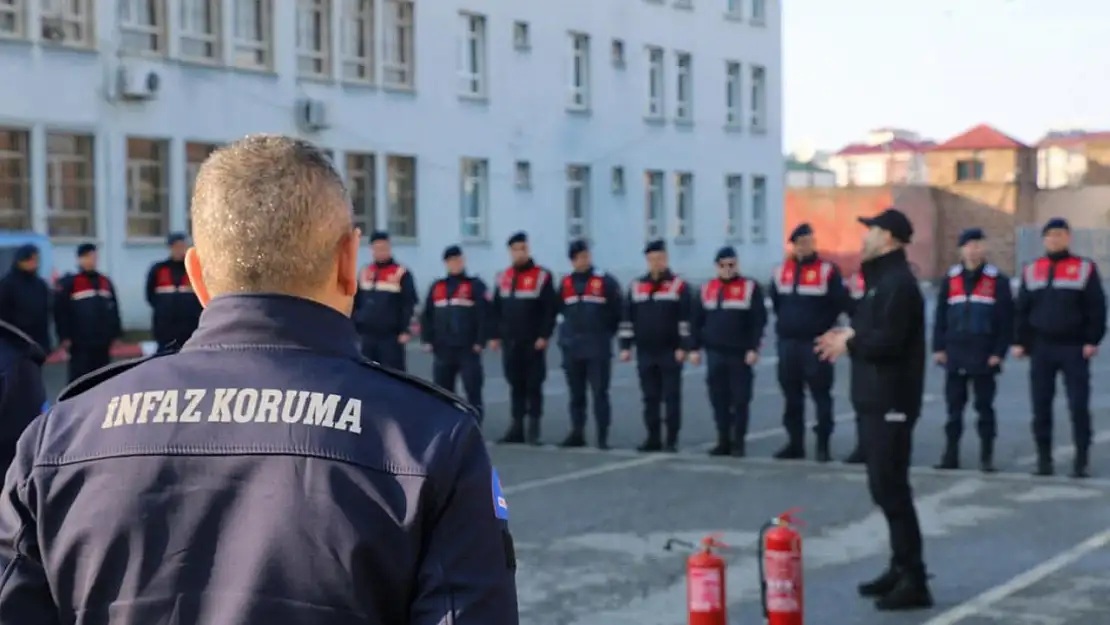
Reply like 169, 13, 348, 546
0, 244, 51, 353
53, 243, 123, 383
353, 231, 420, 371
145, 233, 204, 352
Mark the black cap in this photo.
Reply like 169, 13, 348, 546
167, 232, 187, 246
507, 231, 528, 247
568, 239, 589, 260
76, 243, 97, 257
715, 246, 737, 262
369, 230, 390, 243
643, 239, 666, 254
958, 228, 984, 247
789, 223, 813, 242
1042, 218, 1070, 235
858, 208, 913, 244
14, 244, 38, 262
443, 245, 462, 260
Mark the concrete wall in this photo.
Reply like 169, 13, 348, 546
1034, 187, 1110, 227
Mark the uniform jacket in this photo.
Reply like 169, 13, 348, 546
932, 263, 1013, 374
0, 295, 518, 625
352, 259, 419, 338
421, 273, 491, 350
557, 268, 622, 359
0, 320, 45, 474
145, 259, 203, 348
847, 249, 926, 416
689, 275, 767, 354
53, 270, 122, 348
490, 260, 558, 343
0, 262, 51, 351
618, 270, 693, 352
1015, 251, 1107, 350
769, 255, 852, 340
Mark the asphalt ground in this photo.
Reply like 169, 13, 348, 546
40, 318, 1110, 625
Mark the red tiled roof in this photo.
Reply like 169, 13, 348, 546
929, 124, 1027, 151
1036, 131, 1110, 148
834, 139, 935, 156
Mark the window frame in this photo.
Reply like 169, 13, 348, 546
233, 0, 273, 70
296, 0, 331, 78
386, 154, 418, 240
725, 174, 743, 241
750, 0, 766, 23
674, 51, 693, 123
125, 137, 171, 241
0, 127, 32, 232
750, 64, 767, 133
346, 152, 377, 235
750, 175, 767, 242
459, 158, 489, 241
646, 46, 665, 119
567, 32, 591, 111
44, 131, 97, 239
955, 159, 985, 182
725, 61, 742, 127
457, 12, 487, 98
180, 0, 220, 62
120, 0, 167, 55
0, 0, 24, 40
644, 170, 664, 240
674, 172, 694, 239
566, 164, 591, 240
41, 0, 95, 48
382, 0, 415, 89
340, 0, 374, 83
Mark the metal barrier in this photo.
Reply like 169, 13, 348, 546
1015, 226, 1110, 273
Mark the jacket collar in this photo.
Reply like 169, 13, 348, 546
861, 248, 908, 282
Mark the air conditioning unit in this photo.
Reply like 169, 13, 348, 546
295, 98, 330, 132
117, 61, 162, 100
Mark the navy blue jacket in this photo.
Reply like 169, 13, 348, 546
0, 264, 51, 351
932, 263, 1013, 374
690, 276, 768, 354
145, 259, 203, 348
0, 295, 518, 625
1015, 252, 1107, 350
0, 321, 45, 475
769, 255, 852, 340
352, 259, 419, 338
618, 270, 693, 352
421, 273, 491, 350
53, 270, 122, 348
556, 268, 622, 359
490, 261, 559, 342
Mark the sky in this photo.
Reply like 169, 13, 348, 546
782, 0, 1109, 154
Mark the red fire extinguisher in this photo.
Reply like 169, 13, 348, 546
758, 508, 805, 625
664, 534, 729, 625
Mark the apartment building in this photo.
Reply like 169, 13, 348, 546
826, 128, 933, 187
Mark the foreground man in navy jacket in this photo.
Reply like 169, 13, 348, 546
0, 320, 45, 474
0, 135, 519, 625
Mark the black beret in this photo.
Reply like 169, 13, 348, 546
715, 246, 737, 262
957, 228, 984, 247
1042, 218, 1069, 235
14, 244, 38, 262
507, 231, 528, 246
443, 245, 462, 260
568, 239, 589, 259
167, 232, 187, 246
789, 223, 813, 242
643, 239, 666, 254
369, 230, 390, 242
76, 243, 97, 257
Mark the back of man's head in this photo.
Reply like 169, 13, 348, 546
188, 135, 358, 308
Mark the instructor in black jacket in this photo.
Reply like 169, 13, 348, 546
815, 208, 933, 612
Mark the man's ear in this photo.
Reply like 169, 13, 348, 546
184, 247, 211, 307
338, 228, 361, 297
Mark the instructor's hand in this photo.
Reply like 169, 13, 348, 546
619, 350, 632, 362
1083, 344, 1098, 359
534, 338, 547, 350
933, 351, 946, 365
815, 328, 854, 362
744, 350, 759, 365
1011, 346, 1026, 359
688, 351, 702, 367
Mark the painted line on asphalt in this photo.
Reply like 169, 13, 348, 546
920, 527, 1110, 625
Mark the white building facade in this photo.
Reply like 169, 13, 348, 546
0, 0, 783, 330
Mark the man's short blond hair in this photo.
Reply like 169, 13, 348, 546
190, 135, 352, 295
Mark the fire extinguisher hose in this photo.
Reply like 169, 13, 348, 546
757, 519, 774, 620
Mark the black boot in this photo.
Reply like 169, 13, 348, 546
596, 426, 610, 451
1033, 446, 1054, 476
708, 430, 731, 456
815, 437, 831, 463
843, 447, 865, 464
934, 440, 959, 470
525, 418, 542, 446
498, 419, 525, 444
979, 438, 996, 473
1071, 446, 1090, 479
559, 428, 586, 448
637, 428, 663, 453
664, 427, 679, 453
874, 568, 934, 611
857, 565, 900, 598
773, 441, 805, 460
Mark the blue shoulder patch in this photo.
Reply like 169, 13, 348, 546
491, 468, 509, 520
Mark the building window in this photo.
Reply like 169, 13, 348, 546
386, 155, 417, 239
233, 0, 272, 70
725, 61, 741, 127
515, 161, 531, 190
566, 165, 590, 239
726, 174, 743, 240
726, 0, 741, 16
644, 170, 664, 239
0, 0, 23, 38
675, 173, 693, 238
45, 132, 96, 237
750, 175, 767, 242
41, 0, 94, 47
340, 0, 374, 82
512, 20, 529, 49
296, 0, 331, 78
611, 38, 625, 67
382, 0, 414, 88
185, 142, 218, 234
0, 129, 31, 231
120, 0, 166, 54
750, 65, 766, 132
460, 158, 488, 241
751, 0, 766, 23
611, 166, 625, 194
457, 12, 486, 97
568, 32, 590, 111
126, 138, 169, 239
675, 52, 692, 122
955, 159, 985, 182
179, 0, 219, 60
346, 152, 376, 234
646, 46, 664, 119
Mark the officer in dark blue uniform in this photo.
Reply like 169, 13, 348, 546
0, 320, 45, 474
491, 232, 559, 446
689, 246, 767, 456
352, 231, 419, 371
0, 244, 51, 351
54, 243, 122, 383
557, 240, 623, 449
932, 228, 1013, 472
619, 240, 693, 452
769, 223, 853, 462
0, 136, 519, 624
145, 232, 204, 351
422, 245, 490, 421
1014, 217, 1107, 478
